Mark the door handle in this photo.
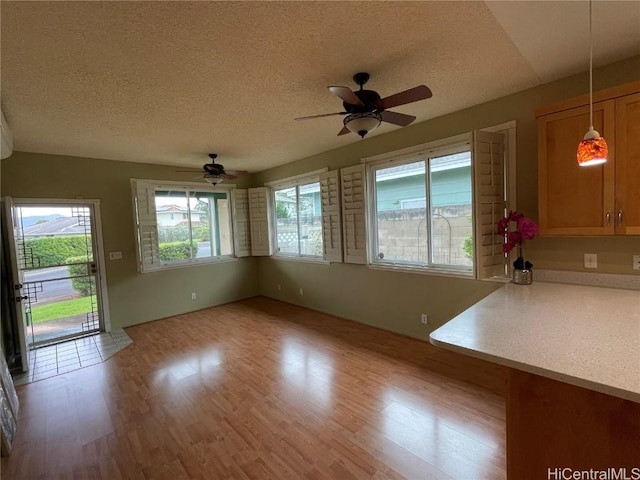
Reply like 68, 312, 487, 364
15, 295, 28, 303
618, 210, 623, 225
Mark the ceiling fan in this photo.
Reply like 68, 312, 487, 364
175, 154, 248, 186
295, 72, 432, 138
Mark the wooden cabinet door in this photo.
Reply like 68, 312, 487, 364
538, 100, 616, 235
615, 93, 640, 235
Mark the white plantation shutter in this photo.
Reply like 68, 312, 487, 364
248, 187, 272, 256
341, 164, 367, 264
131, 179, 160, 272
233, 189, 251, 257
320, 170, 342, 263
473, 130, 508, 279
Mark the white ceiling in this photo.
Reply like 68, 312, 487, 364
1, 1, 639, 173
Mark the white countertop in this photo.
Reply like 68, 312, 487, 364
429, 281, 640, 402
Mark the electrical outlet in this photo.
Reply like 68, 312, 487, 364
191, 292, 197, 300
584, 253, 598, 269
299, 288, 303, 296
633, 255, 640, 271
277, 284, 281, 291
421, 313, 428, 325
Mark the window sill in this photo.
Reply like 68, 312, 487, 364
367, 263, 474, 279
270, 255, 330, 266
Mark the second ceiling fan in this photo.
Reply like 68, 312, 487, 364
295, 72, 432, 138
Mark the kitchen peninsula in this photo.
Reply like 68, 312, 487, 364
430, 281, 640, 478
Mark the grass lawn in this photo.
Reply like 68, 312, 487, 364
30, 296, 96, 323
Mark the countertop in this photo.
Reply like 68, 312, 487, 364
429, 281, 640, 402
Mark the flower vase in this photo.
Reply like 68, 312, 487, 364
513, 268, 532, 285
512, 245, 533, 285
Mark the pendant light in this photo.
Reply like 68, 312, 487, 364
576, 0, 608, 167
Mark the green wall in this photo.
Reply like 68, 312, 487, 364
252, 55, 640, 338
0, 153, 259, 330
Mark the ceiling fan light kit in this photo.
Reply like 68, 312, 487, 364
295, 72, 432, 138
577, 0, 608, 167
344, 112, 382, 138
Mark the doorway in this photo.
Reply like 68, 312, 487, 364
2, 199, 110, 369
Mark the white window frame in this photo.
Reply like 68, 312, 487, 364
365, 135, 474, 277
131, 179, 240, 272
362, 127, 513, 280
267, 169, 326, 261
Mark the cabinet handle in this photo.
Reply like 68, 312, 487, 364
605, 211, 611, 225
618, 210, 623, 225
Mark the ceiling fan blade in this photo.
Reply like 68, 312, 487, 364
380, 85, 432, 110
380, 110, 416, 127
295, 112, 346, 121
337, 126, 350, 136
226, 170, 249, 176
175, 169, 203, 173
328, 86, 364, 106
222, 173, 238, 180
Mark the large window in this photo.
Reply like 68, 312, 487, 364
132, 179, 240, 272
155, 189, 233, 263
273, 181, 323, 258
369, 146, 473, 272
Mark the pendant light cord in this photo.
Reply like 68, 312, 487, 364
589, 0, 594, 130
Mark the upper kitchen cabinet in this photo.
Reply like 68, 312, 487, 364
537, 81, 640, 236
615, 92, 640, 235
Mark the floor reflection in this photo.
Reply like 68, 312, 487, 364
279, 338, 334, 409
381, 389, 502, 478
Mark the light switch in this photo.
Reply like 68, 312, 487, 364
109, 251, 123, 260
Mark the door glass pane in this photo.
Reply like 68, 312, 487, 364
274, 187, 298, 254
375, 161, 427, 264
429, 151, 473, 267
17, 205, 100, 346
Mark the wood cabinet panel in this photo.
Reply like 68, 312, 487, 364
507, 369, 640, 480
615, 93, 640, 234
538, 101, 615, 235
537, 82, 639, 236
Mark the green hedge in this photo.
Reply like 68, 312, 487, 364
159, 240, 198, 262
158, 225, 210, 243
25, 236, 92, 268
66, 256, 96, 297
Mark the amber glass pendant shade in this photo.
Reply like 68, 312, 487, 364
577, 128, 608, 166
577, 0, 608, 167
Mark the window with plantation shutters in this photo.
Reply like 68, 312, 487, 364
341, 164, 367, 264
233, 189, 251, 257
131, 179, 241, 272
473, 130, 508, 279
248, 187, 271, 256
131, 179, 160, 272
320, 170, 342, 263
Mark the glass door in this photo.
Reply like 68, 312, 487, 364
7, 201, 106, 348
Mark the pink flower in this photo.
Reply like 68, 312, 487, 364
517, 217, 539, 241
496, 211, 538, 252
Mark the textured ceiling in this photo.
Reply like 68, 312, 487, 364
1, 1, 639, 173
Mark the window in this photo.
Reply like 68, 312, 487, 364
369, 146, 473, 272
155, 189, 233, 262
131, 180, 245, 272
273, 181, 323, 258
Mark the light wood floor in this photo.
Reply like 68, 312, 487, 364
2, 297, 506, 480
